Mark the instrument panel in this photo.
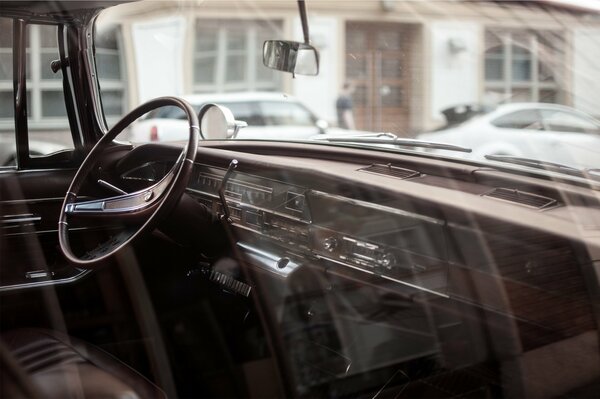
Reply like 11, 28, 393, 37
187, 163, 449, 296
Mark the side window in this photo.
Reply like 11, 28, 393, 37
0, 21, 76, 167
0, 18, 16, 167
491, 110, 543, 130
541, 110, 600, 134
25, 24, 74, 157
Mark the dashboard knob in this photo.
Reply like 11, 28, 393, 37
378, 252, 396, 269
323, 237, 337, 252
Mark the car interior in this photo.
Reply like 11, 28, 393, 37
1, 1, 600, 399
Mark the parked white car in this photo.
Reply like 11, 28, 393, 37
128, 92, 343, 143
418, 103, 600, 169
0, 135, 67, 166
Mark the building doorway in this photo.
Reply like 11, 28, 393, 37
345, 22, 413, 135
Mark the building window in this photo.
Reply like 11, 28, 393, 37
484, 30, 564, 105
193, 19, 281, 93
95, 24, 127, 123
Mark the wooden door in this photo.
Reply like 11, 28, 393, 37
346, 23, 412, 135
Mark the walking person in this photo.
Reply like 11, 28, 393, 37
336, 82, 356, 130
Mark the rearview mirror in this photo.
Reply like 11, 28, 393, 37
198, 104, 247, 140
263, 40, 319, 76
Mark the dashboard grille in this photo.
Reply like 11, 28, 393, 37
358, 164, 420, 180
482, 188, 557, 210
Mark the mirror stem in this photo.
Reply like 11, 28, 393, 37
298, 0, 310, 44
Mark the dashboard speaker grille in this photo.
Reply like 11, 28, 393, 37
358, 164, 420, 180
482, 188, 557, 210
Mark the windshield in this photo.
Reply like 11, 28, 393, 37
95, 0, 600, 171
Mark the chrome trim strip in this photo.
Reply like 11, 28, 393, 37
66, 164, 176, 215
0, 197, 64, 205
186, 189, 310, 223
0, 167, 78, 175
3, 225, 122, 237
1, 215, 42, 225
0, 268, 92, 292
237, 242, 300, 278
309, 190, 444, 225
97, 179, 128, 195
314, 254, 449, 298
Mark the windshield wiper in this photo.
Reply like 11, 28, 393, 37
484, 154, 590, 178
319, 132, 472, 153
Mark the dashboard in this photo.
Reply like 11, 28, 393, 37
114, 142, 600, 397
186, 162, 450, 298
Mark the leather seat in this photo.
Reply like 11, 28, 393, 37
1, 329, 166, 399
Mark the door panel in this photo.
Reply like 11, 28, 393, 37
0, 169, 83, 290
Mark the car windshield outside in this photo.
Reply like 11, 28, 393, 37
94, 0, 600, 172
3, 2, 600, 399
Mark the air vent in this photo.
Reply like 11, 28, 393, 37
358, 163, 420, 180
482, 188, 558, 210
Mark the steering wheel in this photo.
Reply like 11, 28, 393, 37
59, 97, 199, 267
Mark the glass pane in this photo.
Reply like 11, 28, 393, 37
0, 53, 11, 81
0, 90, 14, 119
381, 58, 402, 79
0, 18, 12, 48
195, 28, 217, 52
0, 19, 12, 82
346, 28, 367, 52
41, 90, 68, 117
492, 110, 542, 129
96, 52, 121, 80
347, 55, 368, 79
194, 56, 216, 84
512, 59, 531, 81
226, 54, 245, 82
485, 58, 503, 81
100, 90, 124, 116
227, 30, 246, 51
39, 25, 57, 48
377, 30, 402, 50
512, 46, 532, 82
